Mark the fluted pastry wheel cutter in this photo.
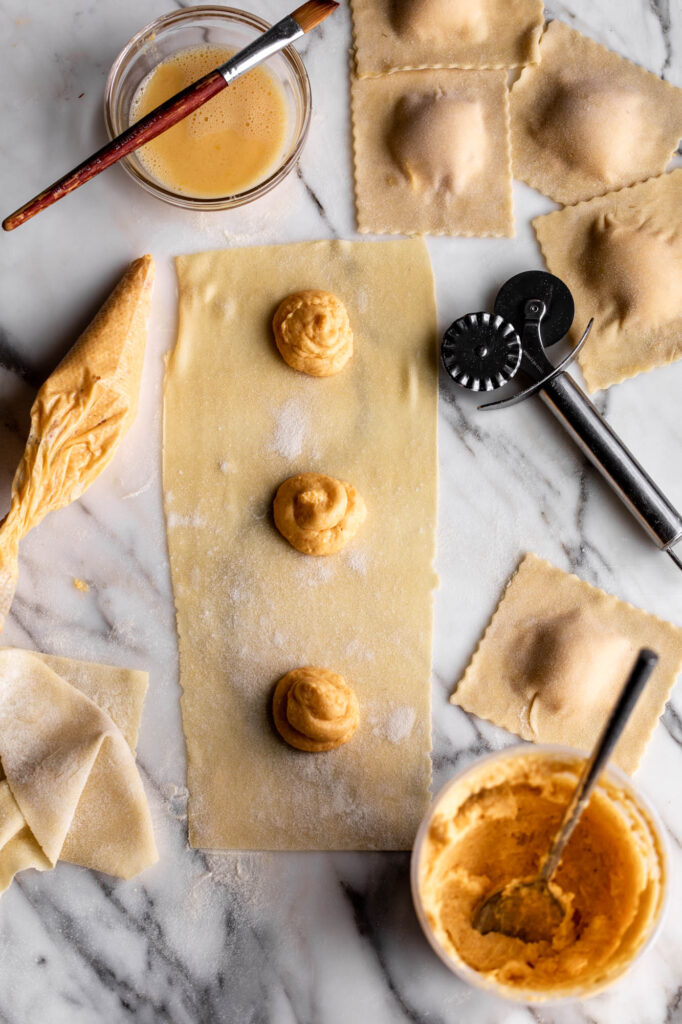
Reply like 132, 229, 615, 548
441, 270, 682, 570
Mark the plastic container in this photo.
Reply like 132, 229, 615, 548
411, 744, 669, 1004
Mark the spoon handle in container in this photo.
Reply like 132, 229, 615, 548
540, 647, 659, 884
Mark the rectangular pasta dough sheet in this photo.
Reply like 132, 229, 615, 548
164, 239, 438, 850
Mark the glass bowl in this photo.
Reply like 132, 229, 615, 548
104, 6, 311, 210
411, 744, 669, 1004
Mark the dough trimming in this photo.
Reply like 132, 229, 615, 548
0, 649, 157, 894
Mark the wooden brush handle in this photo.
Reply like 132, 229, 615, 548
3, 69, 227, 231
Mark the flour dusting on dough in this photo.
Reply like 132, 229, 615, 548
268, 398, 309, 459
344, 547, 368, 574
167, 511, 206, 528
294, 559, 336, 586
367, 702, 416, 743
384, 705, 416, 743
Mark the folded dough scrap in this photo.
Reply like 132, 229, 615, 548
0, 648, 157, 894
0, 255, 155, 633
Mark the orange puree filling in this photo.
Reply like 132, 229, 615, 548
131, 45, 288, 198
418, 752, 664, 997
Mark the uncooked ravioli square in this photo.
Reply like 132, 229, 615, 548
451, 554, 682, 774
352, 69, 514, 238
511, 20, 682, 205
350, 0, 543, 76
533, 170, 682, 392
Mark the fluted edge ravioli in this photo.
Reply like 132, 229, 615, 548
350, 0, 543, 76
511, 20, 682, 205
352, 69, 514, 238
533, 170, 682, 392
450, 553, 682, 774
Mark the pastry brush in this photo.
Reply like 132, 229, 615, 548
3, 1, 338, 231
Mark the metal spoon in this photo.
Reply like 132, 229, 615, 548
473, 647, 659, 943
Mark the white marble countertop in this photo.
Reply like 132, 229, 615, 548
2, 1, 682, 1021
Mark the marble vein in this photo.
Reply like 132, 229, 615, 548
1, 0, 682, 1022
0, 331, 41, 388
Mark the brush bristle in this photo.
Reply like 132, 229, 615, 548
291, 0, 339, 32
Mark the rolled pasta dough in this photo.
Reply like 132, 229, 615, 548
164, 239, 438, 851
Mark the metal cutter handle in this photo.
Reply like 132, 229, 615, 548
540, 373, 682, 552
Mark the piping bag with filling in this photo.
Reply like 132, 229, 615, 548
0, 255, 154, 631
